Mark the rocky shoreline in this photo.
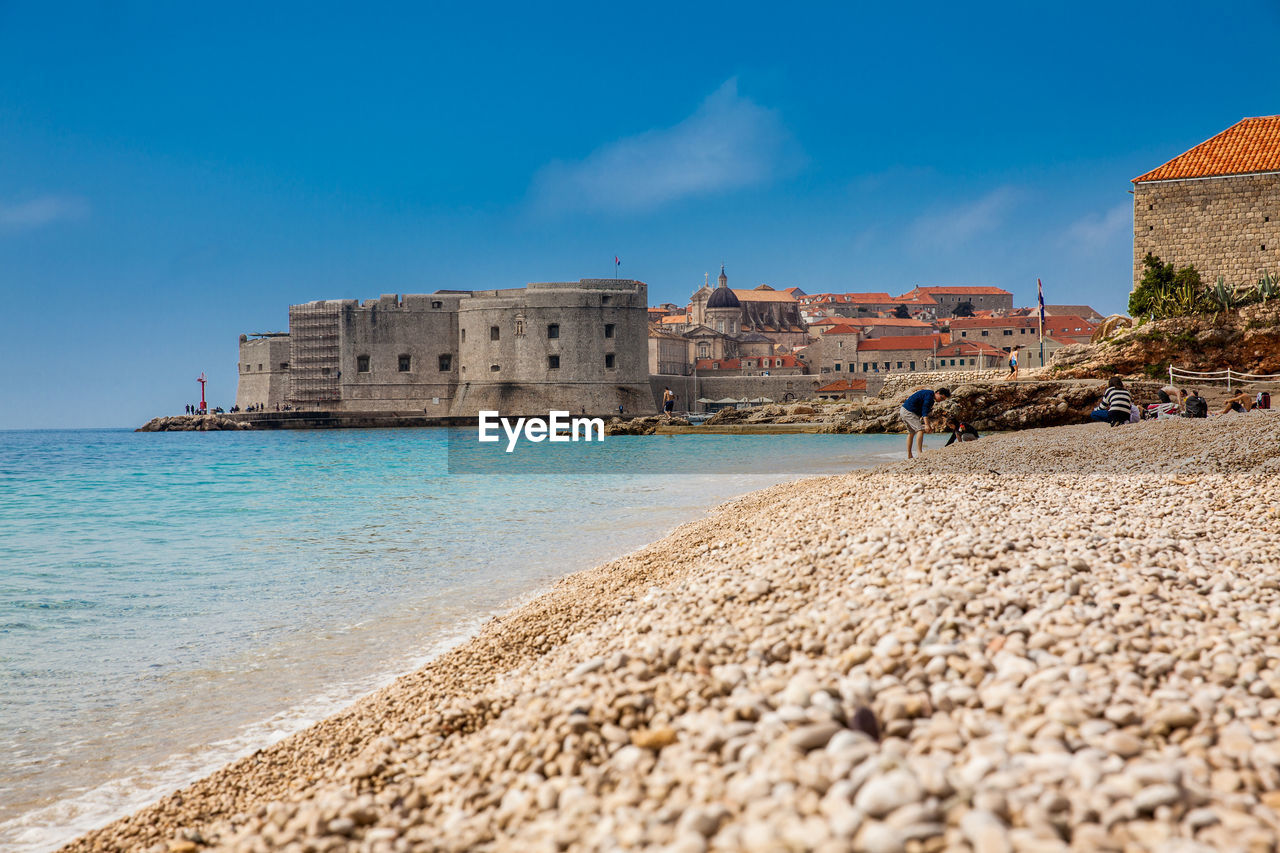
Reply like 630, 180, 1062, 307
702, 379, 1167, 435
136, 414, 254, 432
67, 414, 1280, 853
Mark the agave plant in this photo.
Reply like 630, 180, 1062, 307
1259, 272, 1278, 304
1209, 276, 1237, 315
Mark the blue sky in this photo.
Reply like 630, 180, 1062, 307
2, 1, 1278, 428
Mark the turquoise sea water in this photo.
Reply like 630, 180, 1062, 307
0, 427, 906, 851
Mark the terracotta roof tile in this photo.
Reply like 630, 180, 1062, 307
1134, 116, 1280, 182
935, 340, 1005, 357
906, 286, 1012, 296
817, 379, 868, 393
731, 288, 798, 303
856, 334, 946, 352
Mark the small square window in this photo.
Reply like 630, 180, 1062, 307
356, 355, 370, 373
438, 354, 452, 371
280, 362, 289, 370
547, 355, 560, 369
604, 323, 615, 338
547, 324, 560, 339
398, 354, 411, 372
605, 353, 616, 369
602, 295, 611, 305
490, 364, 500, 372
431, 300, 443, 309
321, 367, 330, 376
490, 326, 500, 341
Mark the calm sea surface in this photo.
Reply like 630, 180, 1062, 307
0, 427, 904, 851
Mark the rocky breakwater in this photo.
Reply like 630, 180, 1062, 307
136, 414, 254, 432
66, 414, 1280, 852
1052, 302, 1280, 379
605, 414, 691, 436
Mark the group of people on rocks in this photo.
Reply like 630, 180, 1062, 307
1090, 378, 1272, 426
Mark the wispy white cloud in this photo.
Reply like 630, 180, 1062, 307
530, 79, 798, 215
908, 186, 1023, 251
0, 195, 90, 232
1062, 203, 1130, 253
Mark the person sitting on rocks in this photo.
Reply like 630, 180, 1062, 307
943, 416, 979, 446
1220, 391, 1256, 414
1101, 377, 1133, 427
1148, 389, 1178, 419
1183, 390, 1208, 418
899, 387, 950, 459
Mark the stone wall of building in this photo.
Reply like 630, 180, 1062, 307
335, 293, 463, 414
236, 336, 292, 410
653, 374, 832, 412
454, 280, 651, 416
1133, 173, 1280, 289
854, 347, 937, 375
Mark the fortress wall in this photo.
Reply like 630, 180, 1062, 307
236, 337, 291, 410
336, 294, 463, 413
653, 374, 834, 412
452, 280, 651, 416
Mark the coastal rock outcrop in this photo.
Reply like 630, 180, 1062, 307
604, 414, 691, 435
1052, 302, 1280, 378
136, 414, 254, 432
706, 380, 1165, 434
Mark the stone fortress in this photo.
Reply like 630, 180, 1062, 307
236, 279, 652, 417
1133, 115, 1280, 289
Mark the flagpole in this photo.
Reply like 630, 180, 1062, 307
1037, 278, 1045, 368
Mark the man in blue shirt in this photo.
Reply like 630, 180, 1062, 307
899, 387, 950, 459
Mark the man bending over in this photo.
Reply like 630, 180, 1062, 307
900, 387, 950, 459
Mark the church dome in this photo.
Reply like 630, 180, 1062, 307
706, 286, 740, 310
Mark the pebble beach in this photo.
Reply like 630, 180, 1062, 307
65, 414, 1280, 853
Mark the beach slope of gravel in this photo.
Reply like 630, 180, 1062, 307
67, 415, 1280, 853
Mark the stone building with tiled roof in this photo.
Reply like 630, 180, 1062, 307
1133, 116, 1280, 290
895, 286, 1014, 318
688, 267, 808, 349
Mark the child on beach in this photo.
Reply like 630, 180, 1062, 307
944, 416, 979, 446
899, 387, 950, 459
